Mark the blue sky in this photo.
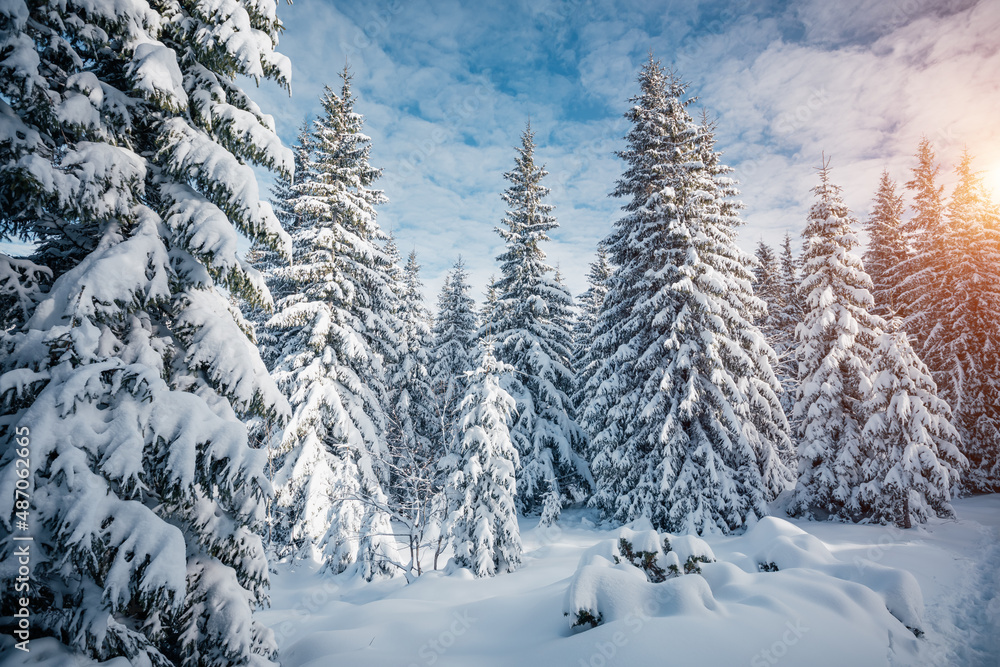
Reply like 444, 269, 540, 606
25, 0, 1000, 306
242, 0, 1000, 302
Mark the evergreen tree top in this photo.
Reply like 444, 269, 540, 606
495, 124, 557, 295
803, 160, 859, 250
904, 137, 945, 239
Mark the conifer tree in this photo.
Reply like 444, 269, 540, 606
858, 319, 967, 526
572, 248, 614, 426
754, 240, 781, 307
897, 138, 946, 331
428, 259, 478, 453
768, 233, 804, 421
777, 233, 805, 331
753, 240, 784, 344
482, 274, 502, 333
248, 120, 315, 373
389, 250, 434, 454
927, 151, 1000, 490
863, 170, 908, 318
448, 343, 522, 577
0, 0, 292, 663
584, 58, 791, 535
790, 162, 883, 520
264, 71, 397, 578
491, 124, 591, 514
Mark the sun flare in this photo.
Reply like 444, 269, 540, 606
986, 162, 1000, 201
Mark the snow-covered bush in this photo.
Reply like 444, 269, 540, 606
564, 517, 927, 650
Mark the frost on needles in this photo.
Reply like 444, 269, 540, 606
583, 57, 793, 535
0, 0, 293, 664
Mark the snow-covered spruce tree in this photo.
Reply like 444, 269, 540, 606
242, 121, 315, 469
265, 71, 396, 578
752, 240, 797, 439
583, 58, 791, 535
858, 318, 967, 526
382, 248, 447, 570
428, 258, 479, 454
925, 151, 1000, 491
777, 233, 805, 332
253, 119, 315, 356
769, 233, 804, 421
863, 170, 908, 318
571, 248, 613, 431
789, 162, 884, 520
387, 249, 435, 464
448, 343, 522, 577
753, 240, 783, 336
491, 124, 591, 516
0, 0, 293, 664
896, 137, 946, 331
753, 241, 780, 304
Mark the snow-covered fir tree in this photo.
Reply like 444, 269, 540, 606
572, 248, 613, 431
752, 240, 784, 339
777, 233, 805, 332
770, 233, 804, 420
863, 170, 908, 318
385, 249, 443, 550
754, 240, 781, 305
790, 162, 884, 520
448, 343, 522, 577
896, 138, 946, 329
428, 258, 479, 453
858, 319, 967, 526
924, 151, 1000, 491
264, 71, 397, 578
491, 124, 591, 516
752, 240, 797, 437
584, 58, 791, 535
0, 0, 293, 664
387, 249, 435, 462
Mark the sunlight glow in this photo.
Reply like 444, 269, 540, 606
985, 161, 1000, 202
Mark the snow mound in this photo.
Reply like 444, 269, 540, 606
565, 518, 923, 662
741, 517, 925, 631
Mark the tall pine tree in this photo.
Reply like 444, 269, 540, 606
790, 162, 883, 520
490, 124, 591, 515
896, 138, 946, 329
572, 248, 614, 441
584, 58, 791, 535
0, 0, 292, 663
863, 170, 908, 318
263, 71, 397, 578
447, 343, 522, 577
428, 258, 479, 454
858, 319, 967, 526
930, 151, 1000, 491
387, 249, 435, 465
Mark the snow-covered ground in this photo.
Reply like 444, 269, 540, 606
261, 495, 1000, 667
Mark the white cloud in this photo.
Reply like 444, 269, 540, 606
238, 0, 1000, 305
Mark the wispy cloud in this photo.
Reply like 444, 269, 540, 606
243, 0, 1000, 303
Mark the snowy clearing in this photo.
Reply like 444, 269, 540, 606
258, 494, 1000, 667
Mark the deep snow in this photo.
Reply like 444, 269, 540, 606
261, 495, 1000, 667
